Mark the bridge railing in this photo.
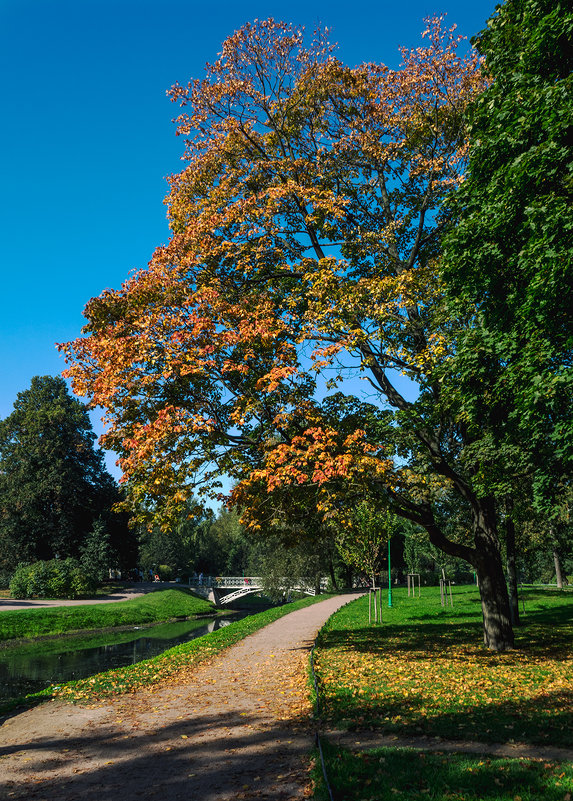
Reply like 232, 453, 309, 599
188, 576, 262, 589
188, 575, 329, 591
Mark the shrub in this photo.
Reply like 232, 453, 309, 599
9, 559, 93, 599
8, 563, 32, 599
158, 564, 173, 581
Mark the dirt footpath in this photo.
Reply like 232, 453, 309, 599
0, 584, 156, 611
0, 593, 362, 801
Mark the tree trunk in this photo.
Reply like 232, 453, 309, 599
474, 504, 514, 650
342, 564, 353, 589
553, 548, 564, 589
419, 496, 515, 651
328, 558, 339, 591
504, 500, 520, 626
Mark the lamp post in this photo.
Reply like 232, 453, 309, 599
388, 536, 393, 608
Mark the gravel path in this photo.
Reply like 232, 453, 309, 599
0, 584, 159, 611
0, 593, 363, 801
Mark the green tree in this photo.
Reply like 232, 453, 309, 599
10, 558, 92, 599
206, 508, 257, 575
138, 501, 214, 577
80, 518, 116, 584
336, 503, 394, 589
0, 376, 123, 579
259, 534, 329, 602
442, 0, 573, 514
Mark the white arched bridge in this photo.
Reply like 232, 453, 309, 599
188, 576, 327, 605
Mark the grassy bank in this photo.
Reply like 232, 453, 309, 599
0, 588, 214, 642
312, 586, 573, 800
0, 616, 212, 659
1, 593, 333, 713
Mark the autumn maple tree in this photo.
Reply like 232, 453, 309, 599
59, 18, 525, 650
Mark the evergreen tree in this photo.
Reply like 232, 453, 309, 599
0, 376, 124, 579
80, 519, 116, 584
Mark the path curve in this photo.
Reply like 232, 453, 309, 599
0, 583, 163, 612
0, 593, 363, 800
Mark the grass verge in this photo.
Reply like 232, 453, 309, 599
0, 588, 214, 642
314, 586, 573, 748
0, 593, 333, 715
311, 740, 573, 801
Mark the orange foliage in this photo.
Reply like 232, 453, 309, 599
59, 18, 484, 531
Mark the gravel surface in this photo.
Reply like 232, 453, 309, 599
0, 585, 159, 612
0, 593, 363, 801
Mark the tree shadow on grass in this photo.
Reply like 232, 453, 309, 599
317, 740, 572, 801
518, 598, 573, 620
315, 610, 573, 748
317, 620, 484, 655
320, 679, 573, 747
319, 599, 573, 657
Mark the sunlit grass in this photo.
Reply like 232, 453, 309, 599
0, 588, 214, 641
314, 586, 573, 747
0, 615, 212, 659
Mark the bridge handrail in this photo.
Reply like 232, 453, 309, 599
188, 576, 262, 589
188, 575, 329, 590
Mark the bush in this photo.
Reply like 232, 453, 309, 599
8, 564, 31, 599
9, 559, 94, 599
158, 564, 173, 581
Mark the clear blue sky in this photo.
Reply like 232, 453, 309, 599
0, 0, 497, 478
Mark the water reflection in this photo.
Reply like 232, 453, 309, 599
0, 615, 240, 701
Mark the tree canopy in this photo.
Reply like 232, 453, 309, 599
442, 0, 573, 511
60, 8, 571, 650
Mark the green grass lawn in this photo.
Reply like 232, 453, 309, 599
312, 740, 573, 801
312, 586, 573, 801
0, 588, 214, 641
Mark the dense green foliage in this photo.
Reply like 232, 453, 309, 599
138, 502, 352, 592
0, 376, 135, 585
9, 559, 93, 599
442, 0, 573, 510
80, 519, 116, 584
203, 507, 259, 575
0, 588, 213, 642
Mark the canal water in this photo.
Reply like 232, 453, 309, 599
0, 615, 242, 702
